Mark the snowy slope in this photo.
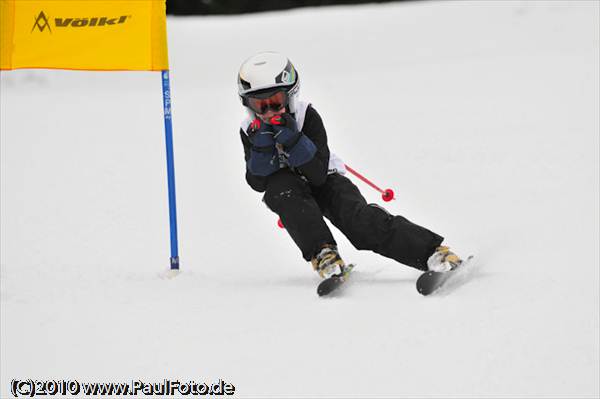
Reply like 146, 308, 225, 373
1, 1, 598, 397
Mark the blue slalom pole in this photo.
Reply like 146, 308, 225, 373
161, 70, 179, 270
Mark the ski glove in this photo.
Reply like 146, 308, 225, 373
247, 118, 280, 177
269, 114, 317, 168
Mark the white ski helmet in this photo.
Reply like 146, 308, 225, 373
237, 52, 300, 114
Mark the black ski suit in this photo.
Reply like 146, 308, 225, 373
239, 104, 443, 271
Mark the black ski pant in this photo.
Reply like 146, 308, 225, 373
262, 169, 444, 271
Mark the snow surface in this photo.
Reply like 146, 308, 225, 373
1, 1, 599, 397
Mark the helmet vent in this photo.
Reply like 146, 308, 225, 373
239, 78, 251, 90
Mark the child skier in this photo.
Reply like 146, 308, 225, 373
237, 52, 462, 280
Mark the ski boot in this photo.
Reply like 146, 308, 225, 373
427, 245, 462, 272
311, 245, 346, 279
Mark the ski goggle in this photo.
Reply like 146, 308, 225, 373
246, 91, 288, 114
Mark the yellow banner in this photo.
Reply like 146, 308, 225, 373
0, 0, 169, 71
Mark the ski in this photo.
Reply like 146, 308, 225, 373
416, 255, 474, 296
317, 264, 355, 297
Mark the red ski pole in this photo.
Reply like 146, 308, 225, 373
277, 163, 395, 229
344, 164, 395, 202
